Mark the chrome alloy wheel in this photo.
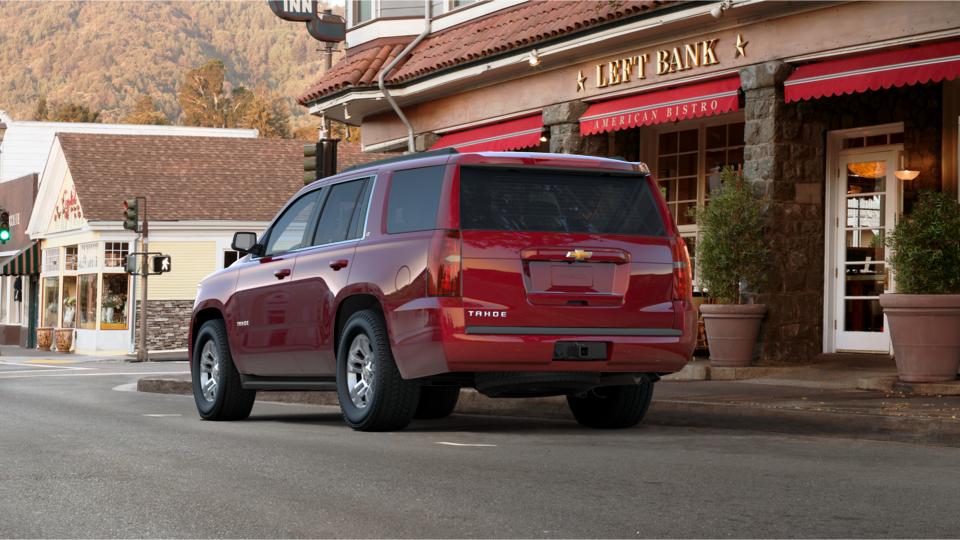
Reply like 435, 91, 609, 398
346, 334, 376, 409
198, 340, 221, 403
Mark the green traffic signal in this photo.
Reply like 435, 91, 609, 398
123, 198, 139, 231
0, 211, 9, 244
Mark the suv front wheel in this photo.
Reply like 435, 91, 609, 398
336, 309, 420, 431
192, 319, 256, 421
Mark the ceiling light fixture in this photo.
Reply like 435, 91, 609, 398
528, 49, 541, 67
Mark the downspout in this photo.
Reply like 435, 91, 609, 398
377, 0, 432, 153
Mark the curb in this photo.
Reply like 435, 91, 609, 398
858, 375, 960, 396
136, 377, 960, 446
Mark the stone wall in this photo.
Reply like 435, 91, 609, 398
742, 62, 943, 363
132, 299, 193, 351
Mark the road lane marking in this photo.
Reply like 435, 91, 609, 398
21, 359, 78, 364
0, 370, 189, 379
435, 441, 497, 447
143, 413, 183, 417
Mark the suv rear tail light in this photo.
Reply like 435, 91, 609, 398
672, 236, 692, 302
428, 229, 462, 296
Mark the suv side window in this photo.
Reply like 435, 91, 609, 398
387, 166, 445, 234
263, 190, 322, 256
313, 178, 370, 246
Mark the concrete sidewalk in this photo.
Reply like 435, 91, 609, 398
137, 356, 960, 447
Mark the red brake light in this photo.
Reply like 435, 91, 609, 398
428, 230, 462, 296
672, 236, 692, 302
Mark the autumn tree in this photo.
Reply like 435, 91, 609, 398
178, 59, 230, 127
33, 98, 102, 123
32, 97, 48, 120
121, 96, 170, 125
235, 85, 291, 138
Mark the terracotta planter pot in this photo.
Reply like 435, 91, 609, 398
36, 327, 53, 351
879, 294, 960, 383
55, 328, 74, 353
700, 304, 766, 367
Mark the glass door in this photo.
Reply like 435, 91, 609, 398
834, 150, 898, 352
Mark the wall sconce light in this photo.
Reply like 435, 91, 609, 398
895, 150, 919, 181
539, 132, 548, 143
710, 0, 732, 19
527, 49, 541, 68
343, 104, 351, 120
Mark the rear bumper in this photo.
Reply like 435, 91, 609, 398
388, 298, 696, 379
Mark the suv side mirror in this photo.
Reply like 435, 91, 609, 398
232, 232, 261, 256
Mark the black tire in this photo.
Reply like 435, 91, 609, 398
566, 376, 654, 429
414, 387, 460, 419
336, 309, 420, 431
191, 319, 256, 421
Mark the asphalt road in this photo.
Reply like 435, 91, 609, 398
1, 358, 959, 539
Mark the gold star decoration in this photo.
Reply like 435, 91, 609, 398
576, 70, 587, 92
735, 33, 748, 58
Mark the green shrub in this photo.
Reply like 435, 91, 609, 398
693, 167, 768, 304
887, 190, 960, 294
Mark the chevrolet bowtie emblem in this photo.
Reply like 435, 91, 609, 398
565, 249, 593, 262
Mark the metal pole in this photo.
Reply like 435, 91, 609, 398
137, 196, 149, 362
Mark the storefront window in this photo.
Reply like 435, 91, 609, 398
61, 276, 78, 328
64, 246, 78, 271
42, 277, 59, 327
79, 242, 100, 271
78, 274, 98, 330
658, 128, 699, 226
101, 274, 129, 331
104, 242, 129, 268
43, 248, 59, 274
352, 0, 373, 24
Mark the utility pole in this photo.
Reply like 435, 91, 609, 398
138, 196, 148, 362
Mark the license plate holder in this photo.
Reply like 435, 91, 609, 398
553, 341, 608, 361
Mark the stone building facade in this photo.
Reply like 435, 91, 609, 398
299, 1, 960, 363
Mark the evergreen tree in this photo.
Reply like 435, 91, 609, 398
32, 96, 48, 120
46, 102, 101, 123
121, 96, 170, 125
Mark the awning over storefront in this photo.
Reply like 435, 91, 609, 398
431, 115, 544, 152
1, 242, 40, 276
785, 40, 960, 103
579, 76, 741, 136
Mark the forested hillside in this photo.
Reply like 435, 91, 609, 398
0, 0, 337, 125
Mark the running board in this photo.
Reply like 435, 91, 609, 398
240, 375, 337, 391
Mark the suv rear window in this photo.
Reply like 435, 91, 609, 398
459, 166, 666, 236
387, 166, 445, 233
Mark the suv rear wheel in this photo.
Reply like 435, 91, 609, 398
192, 319, 256, 421
566, 376, 654, 429
414, 387, 460, 419
336, 309, 420, 431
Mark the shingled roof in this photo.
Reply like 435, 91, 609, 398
299, 0, 665, 106
57, 133, 306, 222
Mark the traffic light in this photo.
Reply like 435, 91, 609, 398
123, 198, 139, 232
303, 139, 339, 184
151, 255, 172, 274
0, 212, 9, 243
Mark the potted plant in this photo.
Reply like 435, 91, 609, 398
62, 296, 76, 327
102, 294, 120, 323
880, 190, 960, 382
694, 167, 769, 367
55, 327, 74, 353
36, 327, 53, 351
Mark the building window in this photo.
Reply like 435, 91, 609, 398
104, 242, 129, 269
42, 277, 59, 327
62, 276, 78, 328
64, 246, 78, 271
43, 248, 59, 274
352, 0, 374, 24
223, 250, 240, 268
79, 242, 100, 271
101, 274, 128, 330
78, 274, 98, 330
651, 118, 745, 291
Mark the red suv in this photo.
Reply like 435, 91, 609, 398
189, 150, 695, 431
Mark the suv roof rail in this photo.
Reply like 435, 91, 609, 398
341, 147, 459, 173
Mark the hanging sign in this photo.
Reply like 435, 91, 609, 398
267, 0, 317, 22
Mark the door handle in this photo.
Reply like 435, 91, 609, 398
274, 268, 291, 280
329, 259, 349, 271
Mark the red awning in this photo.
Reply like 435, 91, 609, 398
579, 77, 740, 136
431, 115, 544, 152
785, 40, 960, 103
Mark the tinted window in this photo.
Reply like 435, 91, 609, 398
459, 167, 666, 236
264, 191, 322, 256
387, 166, 445, 234
314, 179, 367, 246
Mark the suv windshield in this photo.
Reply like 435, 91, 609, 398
459, 166, 666, 236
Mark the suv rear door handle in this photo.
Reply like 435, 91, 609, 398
329, 259, 349, 271
274, 268, 291, 280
